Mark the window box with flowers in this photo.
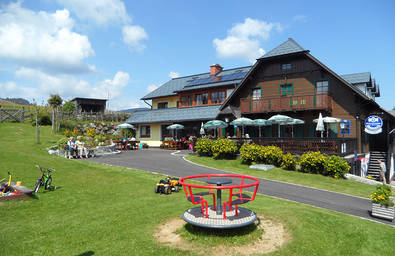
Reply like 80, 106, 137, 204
370, 184, 394, 221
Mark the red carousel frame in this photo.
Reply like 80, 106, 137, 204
179, 174, 260, 220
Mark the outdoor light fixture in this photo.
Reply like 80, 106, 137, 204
225, 118, 229, 122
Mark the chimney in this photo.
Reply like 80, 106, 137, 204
210, 64, 223, 76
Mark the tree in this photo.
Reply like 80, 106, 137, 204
63, 101, 75, 113
48, 94, 63, 132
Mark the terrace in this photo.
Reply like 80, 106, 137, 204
240, 93, 332, 113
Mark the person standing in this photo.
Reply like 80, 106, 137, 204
377, 160, 387, 184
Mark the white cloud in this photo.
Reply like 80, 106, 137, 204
147, 84, 158, 93
213, 18, 282, 63
169, 71, 179, 79
0, 2, 94, 73
10, 67, 130, 105
122, 25, 148, 51
56, 0, 130, 26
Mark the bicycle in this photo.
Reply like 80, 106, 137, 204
34, 166, 55, 193
1, 172, 12, 193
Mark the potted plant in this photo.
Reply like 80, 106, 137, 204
370, 184, 394, 221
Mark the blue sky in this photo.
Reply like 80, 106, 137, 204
0, 0, 394, 110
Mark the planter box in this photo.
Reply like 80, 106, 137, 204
371, 203, 394, 221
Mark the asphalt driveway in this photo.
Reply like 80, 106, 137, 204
85, 148, 394, 226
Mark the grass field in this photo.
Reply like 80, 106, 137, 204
0, 123, 394, 255
186, 155, 376, 199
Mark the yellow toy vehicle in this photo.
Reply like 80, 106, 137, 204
155, 177, 182, 194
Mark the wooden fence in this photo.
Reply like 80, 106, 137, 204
0, 108, 31, 122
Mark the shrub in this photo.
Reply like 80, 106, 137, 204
211, 138, 237, 159
142, 143, 149, 149
86, 128, 96, 138
195, 138, 214, 157
262, 146, 283, 167
370, 184, 394, 207
56, 137, 69, 149
71, 128, 81, 137
240, 143, 264, 165
324, 155, 350, 178
281, 153, 297, 171
299, 151, 326, 174
31, 113, 52, 126
95, 134, 107, 143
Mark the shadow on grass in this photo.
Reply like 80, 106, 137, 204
75, 251, 94, 256
184, 218, 260, 238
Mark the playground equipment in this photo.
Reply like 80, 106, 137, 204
179, 174, 260, 229
155, 177, 182, 194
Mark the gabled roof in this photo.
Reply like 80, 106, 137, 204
259, 38, 307, 59
141, 66, 251, 100
221, 38, 374, 111
126, 105, 221, 124
340, 72, 371, 84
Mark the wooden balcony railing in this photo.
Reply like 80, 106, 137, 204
240, 93, 331, 113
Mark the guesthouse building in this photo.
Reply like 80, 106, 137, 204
127, 38, 395, 179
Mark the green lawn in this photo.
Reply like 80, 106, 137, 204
0, 123, 394, 256
186, 155, 376, 199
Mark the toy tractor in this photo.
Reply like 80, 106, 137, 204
155, 177, 182, 194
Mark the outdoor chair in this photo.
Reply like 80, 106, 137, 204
222, 177, 259, 219
184, 186, 216, 218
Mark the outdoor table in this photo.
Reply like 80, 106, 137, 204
206, 177, 232, 215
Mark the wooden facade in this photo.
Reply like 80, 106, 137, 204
222, 49, 395, 155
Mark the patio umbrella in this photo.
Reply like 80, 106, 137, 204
117, 123, 135, 129
253, 119, 272, 137
117, 123, 135, 137
230, 117, 255, 137
203, 120, 228, 138
315, 113, 325, 138
281, 118, 304, 137
200, 122, 205, 135
167, 124, 185, 140
313, 116, 341, 137
268, 114, 294, 138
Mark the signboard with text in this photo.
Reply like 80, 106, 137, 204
364, 116, 383, 134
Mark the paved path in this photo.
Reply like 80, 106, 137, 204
86, 149, 394, 226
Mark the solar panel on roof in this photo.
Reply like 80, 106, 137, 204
186, 71, 248, 87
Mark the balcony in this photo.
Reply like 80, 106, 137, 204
240, 93, 332, 113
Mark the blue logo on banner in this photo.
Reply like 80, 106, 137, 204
365, 116, 383, 134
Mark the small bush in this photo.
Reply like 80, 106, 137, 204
299, 151, 326, 174
86, 128, 96, 138
240, 143, 264, 164
142, 143, 149, 149
281, 153, 297, 171
262, 146, 283, 167
31, 113, 52, 126
56, 137, 69, 149
370, 184, 394, 207
211, 138, 237, 159
324, 155, 350, 178
195, 138, 214, 157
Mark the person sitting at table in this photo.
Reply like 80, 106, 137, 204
67, 136, 78, 159
76, 136, 89, 158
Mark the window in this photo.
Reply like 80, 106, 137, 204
226, 88, 234, 99
316, 80, 328, 93
280, 83, 293, 96
252, 88, 262, 100
281, 63, 292, 71
157, 102, 168, 109
211, 91, 225, 104
140, 125, 151, 138
196, 93, 208, 105
180, 95, 193, 106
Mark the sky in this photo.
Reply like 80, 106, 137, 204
0, 0, 394, 110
